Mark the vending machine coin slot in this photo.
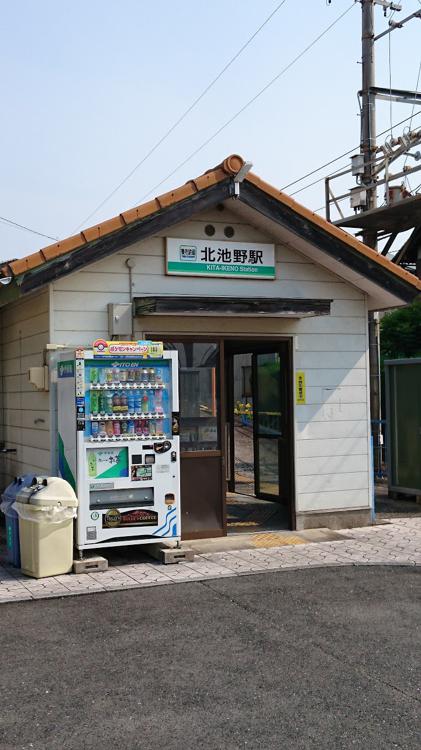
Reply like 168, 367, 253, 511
154, 441, 171, 454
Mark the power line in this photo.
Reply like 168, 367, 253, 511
287, 109, 421, 197
135, 2, 356, 205
74, 0, 289, 231
0, 215, 57, 242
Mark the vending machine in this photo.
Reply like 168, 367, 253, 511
56, 340, 180, 552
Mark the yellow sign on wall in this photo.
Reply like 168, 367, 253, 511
296, 371, 306, 404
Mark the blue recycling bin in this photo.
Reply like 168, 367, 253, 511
1, 475, 37, 567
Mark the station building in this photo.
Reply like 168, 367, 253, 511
1, 155, 419, 538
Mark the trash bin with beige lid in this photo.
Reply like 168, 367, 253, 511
13, 477, 78, 578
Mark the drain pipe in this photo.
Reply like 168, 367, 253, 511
125, 258, 136, 340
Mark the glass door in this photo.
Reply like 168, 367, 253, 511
253, 350, 289, 503
163, 340, 225, 539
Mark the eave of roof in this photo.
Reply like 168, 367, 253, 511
1, 153, 420, 298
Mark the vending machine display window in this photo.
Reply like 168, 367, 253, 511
84, 358, 172, 443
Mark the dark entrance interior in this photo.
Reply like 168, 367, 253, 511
161, 337, 294, 540
225, 340, 293, 534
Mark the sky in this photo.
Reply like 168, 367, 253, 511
1, 0, 421, 261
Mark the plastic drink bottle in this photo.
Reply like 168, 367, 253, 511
106, 368, 114, 384
91, 421, 99, 438
149, 421, 156, 437
142, 393, 149, 414
141, 419, 149, 436
135, 420, 143, 436
119, 369, 128, 383
99, 421, 107, 438
113, 392, 120, 412
149, 368, 156, 384
127, 392, 135, 414
106, 421, 114, 437
90, 368, 98, 384
113, 421, 121, 437
148, 391, 155, 412
154, 389, 162, 412
90, 391, 99, 416
155, 369, 162, 385
128, 420, 135, 435
127, 370, 135, 383
120, 392, 128, 412
156, 418, 163, 435
106, 393, 113, 414
99, 368, 106, 385
134, 392, 142, 413
142, 368, 149, 383
99, 393, 107, 415
121, 421, 128, 435
134, 369, 142, 382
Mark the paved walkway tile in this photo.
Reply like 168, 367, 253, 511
1, 517, 420, 603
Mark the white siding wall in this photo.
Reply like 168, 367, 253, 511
0, 289, 51, 486
51, 205, 371, 517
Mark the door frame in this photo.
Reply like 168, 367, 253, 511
224, 338, 296, 528
146, 332, 296, 533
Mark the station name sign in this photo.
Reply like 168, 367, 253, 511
166, 238, 275, 279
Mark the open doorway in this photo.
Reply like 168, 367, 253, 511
225, 340, 294, 534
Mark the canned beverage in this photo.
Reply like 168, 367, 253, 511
99, 421, 107, 438
106, 368, 114, 384
127, 370, 135, 383
155, 369, 162, 385
149, 368, 156, 384
119, 369, 128, 383
90, 367, 99, 384
113, 421, 121, 437
98, 368, 106, 385
90, 391, 99, 416
106, 421, 114, 437
134, 369, 142, 382
91, 421, 99, 438
142, 368, 149, 383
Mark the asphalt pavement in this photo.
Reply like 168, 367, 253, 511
1, 565, 420, 750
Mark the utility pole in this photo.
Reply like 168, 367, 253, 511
325, 0, 420, 472
361, 0, 381, 477
361, 0, 377, 247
